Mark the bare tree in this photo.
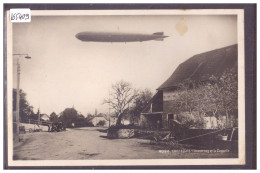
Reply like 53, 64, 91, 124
103, 80, 138, 126
172, 81, 198, 115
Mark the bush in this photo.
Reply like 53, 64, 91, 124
177, 111, 204, 129
97, 120, 106, 126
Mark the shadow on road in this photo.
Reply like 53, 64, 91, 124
96, 129, 108, 133
99, 135, 108, 139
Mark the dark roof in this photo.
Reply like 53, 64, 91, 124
158, 44, 238, 90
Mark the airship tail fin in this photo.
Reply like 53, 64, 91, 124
153, 32, 164, 35
154, 38, 164, 41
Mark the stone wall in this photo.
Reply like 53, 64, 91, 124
107, 128, 135, 139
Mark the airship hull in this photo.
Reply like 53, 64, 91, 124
75, 32, 168, 42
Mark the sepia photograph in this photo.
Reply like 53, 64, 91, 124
4, 7, 249, 167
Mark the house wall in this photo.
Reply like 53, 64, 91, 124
162, 99, 177, 129
163, 90, 181, 101
163, 90, 180, 114
163, 100, 177, 114
140, 90, 177, 129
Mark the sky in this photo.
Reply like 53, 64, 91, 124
12, 15, 237, 116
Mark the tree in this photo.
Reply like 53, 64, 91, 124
169, 79, 222, 128
130, 88, 153, 124
49, 112, 59, 123
169, 83, 204, 128
59, 108, 94, 128
75, 114, 87, 127
194, 82, 222, 118
169, 68, 238, 128
177, 111, 204, 128
171, 81, 198, 115
59, 108, 78, 128
13, 89, 34, 123
83, 116, 94, 127
218, 68, 238, 127
103, 80, 138, 126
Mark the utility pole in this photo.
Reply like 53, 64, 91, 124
108, 89, 111, 128
37, 108, 40, 125
16, 58, 21, 134
13, 54, 31, 136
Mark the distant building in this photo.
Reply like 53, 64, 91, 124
140, 44, 238, 130
120, 117, 131, 125
40, 114, 50, 121
91, 113, 117, 127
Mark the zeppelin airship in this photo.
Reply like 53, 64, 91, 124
75, 31, 169, 42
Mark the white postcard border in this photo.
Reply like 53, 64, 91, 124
6, 9, 245, 167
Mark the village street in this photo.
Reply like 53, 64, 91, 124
13, 127, 236, 160
13, 127, 162, 160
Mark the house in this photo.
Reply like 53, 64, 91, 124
140, 44, 238, 130
40, 114, 50, 121
91, 113, 117, 127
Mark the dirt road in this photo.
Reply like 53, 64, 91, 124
14, 127, 160, 160
13, 127, 237, 160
